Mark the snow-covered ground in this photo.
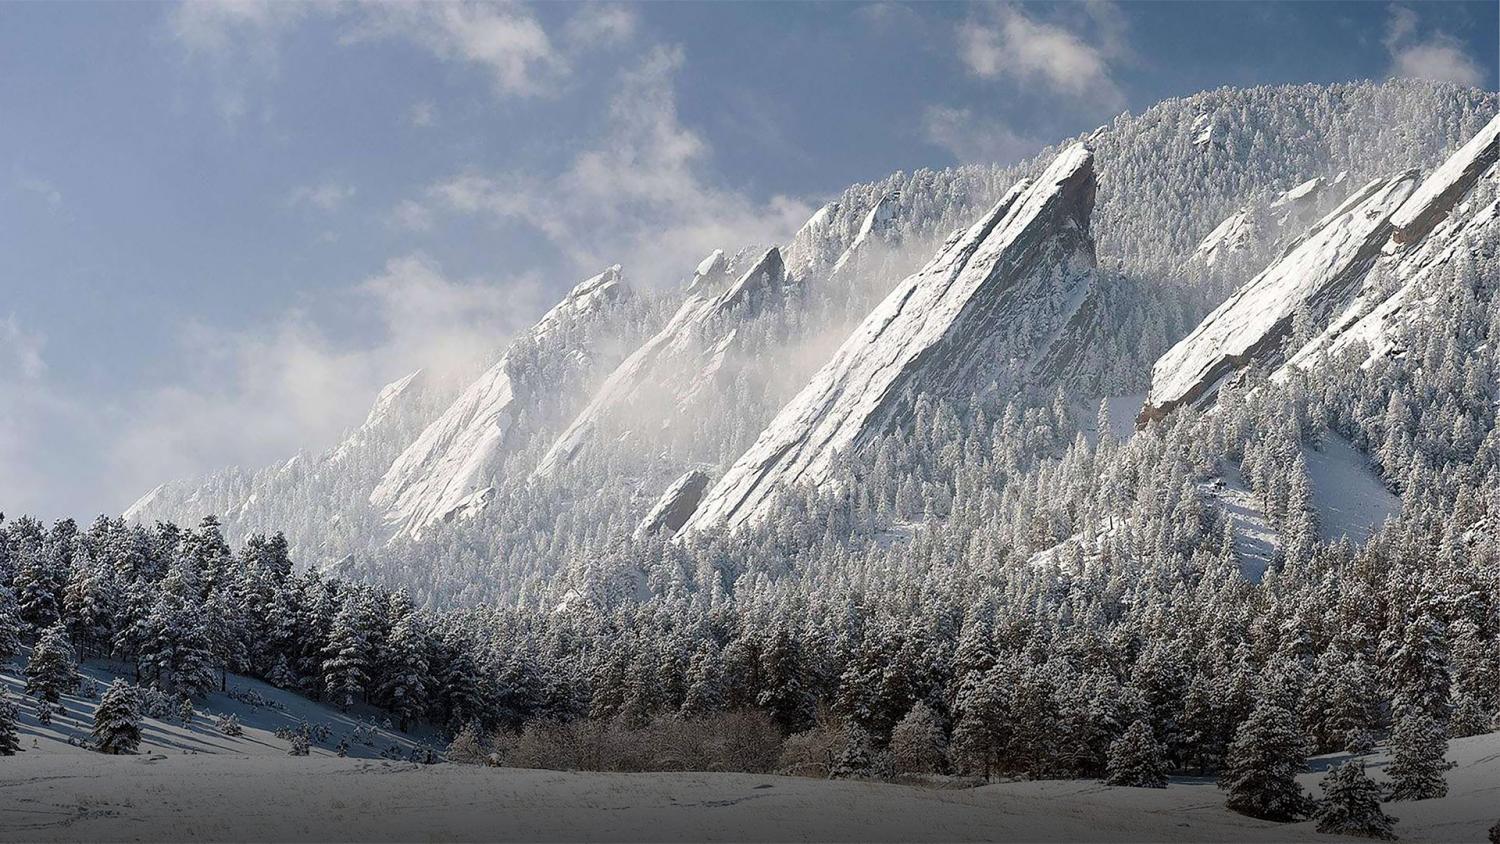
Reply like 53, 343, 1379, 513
1, 657, 440, 761
1, 729, 1497, 842
1303, 434, 1399, 544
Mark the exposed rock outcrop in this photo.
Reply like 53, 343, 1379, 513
681, 143, 1099, 535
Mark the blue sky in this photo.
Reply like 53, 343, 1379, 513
1, 1, 1495, 519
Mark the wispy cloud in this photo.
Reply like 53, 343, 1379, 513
406, 100, 439, 128
0, 315, 47, 380
16, 176, 64, 212
957, 2, 1127, 109
345, 2, 566, 98
166, 0, 312, 122
921, 105, 1042, 165
1383, 5, 1484, 87
397, 46, 812, 287
563, 3, 639, 48
106, 255, 546, 507
288, 182, 357, 212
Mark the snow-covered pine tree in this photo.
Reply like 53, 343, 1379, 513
1386, 707, 1451, 801
1220, 699, 1313, 821
24, 623, 75, 708
0, 688, 20, 755
888, 701, 947, 776
91, 679, 143, 754
1106, 719, 1169, 788
322, 597, 372, 711
379, 614, 430, 731
1315, 761, 1397, 840
0, 587, 21, 665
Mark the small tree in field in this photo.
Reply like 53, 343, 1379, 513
1106, 719, 1169, 788
1315, 762, 1397, 840
1220, 701, 1313, 821
1387, 708, 1451, 801
92, 680, 143, 754
888, 702, 947, 776
24, 624, 75, 711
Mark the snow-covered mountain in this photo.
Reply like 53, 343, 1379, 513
683, 143, 1099, 535
120, 80, 1497, 606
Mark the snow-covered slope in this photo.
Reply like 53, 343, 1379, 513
5, 721, 1498, 843
372, 268, 629, 539
1141, 171, 1420, 422
1302, 434, 1399, 544
682, 144, 1099, 535
532, 248, 788, 480
1, 655, 437, 761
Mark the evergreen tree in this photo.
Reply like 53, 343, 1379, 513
0, 587, 22, 665
322, 598, 372, 711
1315, 762, 1397, 840
379, 615, 429, 731
0, 689, 20, 756
1387, 708, 1451, 801
91, 679, 143, 754
888, 701, 947, 776
1220, 700, 1313, 821
1106, 719, 1169, 788
24, 623, 75, 708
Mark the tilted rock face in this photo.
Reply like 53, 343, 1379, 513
1141, 171, 1420, 423
634, 469, 710, 539
1390, 113, 1500, 245
370, 267, 629, 538
532, 248, 788, 480
681, 143, 1098, 536
1280, 114, 1500, 374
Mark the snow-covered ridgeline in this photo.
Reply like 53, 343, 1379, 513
1141, 172, 1420, 423
370, 267, 629, 538
681, 143, 1098, 536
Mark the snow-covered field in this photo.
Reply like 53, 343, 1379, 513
1200, 470, 1280, 581
2, 731, 1497, 842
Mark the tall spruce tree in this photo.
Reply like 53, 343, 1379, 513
1220, 700, 1313, 821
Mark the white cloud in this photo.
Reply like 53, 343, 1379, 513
563, 3, 639, 48
400, 46, 813, 287
288, 182, 357, 212
347, 2, 566, 98
957, 2, 1125, 108
922, 105, 1042, 165
1384, 5, 1484, 87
